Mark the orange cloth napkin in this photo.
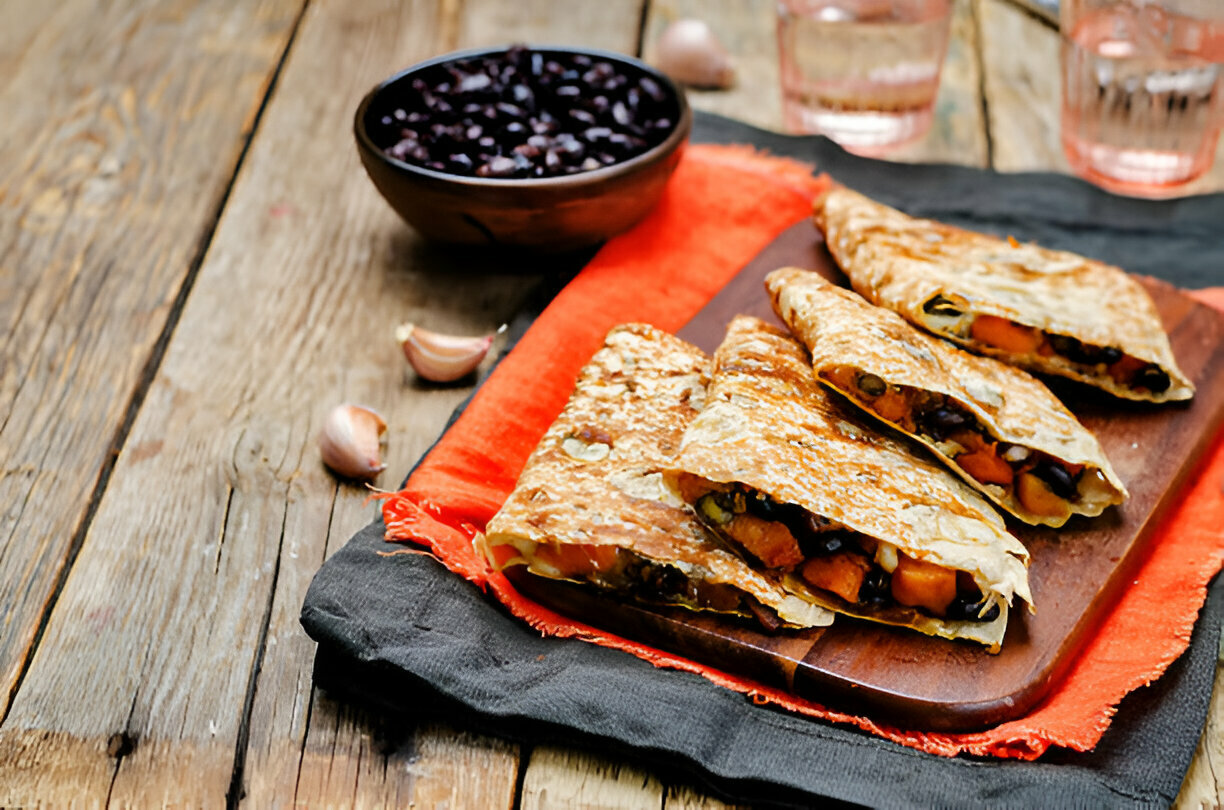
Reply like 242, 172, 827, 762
381, 144, 1224, 760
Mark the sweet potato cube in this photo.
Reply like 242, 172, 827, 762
1016, 472, 1070, 518
800, 553, 871, 603
891, 554, 958, 616
533, 543, 619, 578
957, 447, 1014, 486
871, 388, 910, 423
724, 514, 804, 568
970, 315, 1043, 355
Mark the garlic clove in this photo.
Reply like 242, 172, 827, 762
319, 404, 387, 480
653, 19, 735, 90
396, 323, 495, 383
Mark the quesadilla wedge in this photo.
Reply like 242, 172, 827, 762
767, 268, 1128, 528
666, 316, 1032, 652
480, 323, 834, 631
813, 186, 1194, 402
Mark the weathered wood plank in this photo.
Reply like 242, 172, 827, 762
978, 0, 1224, 194
0, 0, 307, 724
641, 0, 988, 167
291, 702, 519, 810
975, 0, 1063, 172
1175, 662, 1223, 810
520, 746, 663, 810
642, 0, 784, 132
457, 0, 646, 54
0, 0, 535, 803
664, 785, 750, 809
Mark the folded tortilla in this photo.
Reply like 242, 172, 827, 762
480, 323, 834, 630
666, 316, 1032, 652
767, 268, 1128, 528
813, 186, 1194, 402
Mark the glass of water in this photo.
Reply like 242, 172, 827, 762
776, 0, 953, 156
1061, 0, 1224, 196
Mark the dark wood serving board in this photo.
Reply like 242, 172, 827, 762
516, 221, 1224, 732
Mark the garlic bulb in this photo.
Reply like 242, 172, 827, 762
319, 404, 387, 480
654, 19, 735, 90
396, 323, 495, 383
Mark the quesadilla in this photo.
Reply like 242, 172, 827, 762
480, 323, 834, 631
666, 316, 1032, 652
813, 186, 1194, 403
767, 268, 1128, 527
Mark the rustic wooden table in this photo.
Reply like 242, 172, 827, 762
2, 0, 1221, 806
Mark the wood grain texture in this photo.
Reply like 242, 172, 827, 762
457, 0, 646, 55
642, 0, 784, 131
520, 746, 663, 810
0, 0, 305, 720
1175, 659, 1224, 810
0, 0, 536, 804
291, 702, 518, 810
978, 0, 1224, 194
642, 0, 987, 166
975, 0, 1066, 172
664, 787, 750, 810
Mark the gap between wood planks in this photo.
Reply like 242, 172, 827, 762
970, 0, 995, 168
0, 0, 315, 795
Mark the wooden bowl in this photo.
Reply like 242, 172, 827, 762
354, 46, 691, 253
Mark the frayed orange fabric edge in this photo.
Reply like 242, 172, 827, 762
380, 144, 1224, 760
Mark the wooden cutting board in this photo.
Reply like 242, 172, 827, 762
515, 220, 1224, 732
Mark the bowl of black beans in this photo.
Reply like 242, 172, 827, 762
355, 45, 691, 252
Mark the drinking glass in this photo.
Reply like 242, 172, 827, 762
1061, 0, 1224, 196
775, 0, 953, 156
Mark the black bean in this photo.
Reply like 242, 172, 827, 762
859, 569, 891, 606
1047, 333, 1081, 357
857, 373, 887, 397
511, 84, 534, 107
922, 406, 969, 438
448, 153, 473, 172
612, 101, 632, 126
569, 109, 597, 126
947, 595, 1000, 622
1136, 364, 1171, 393
378, 47, 676, 178
1032, 459, 1077, 499
458, 73, 491, 93
476, 155, 517, 177
639, 76, 665, 101
801, 530, 847, 556
746, 495, 786, 521
922, 294, 962, 317
1098, 346, 1123, 365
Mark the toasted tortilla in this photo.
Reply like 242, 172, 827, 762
666, 316, 1032, 652
813, 186, 1194, 402
767, 268, 1128, 528
480, 323, 834, 630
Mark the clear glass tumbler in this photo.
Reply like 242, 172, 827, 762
1061, 0, 1224, 196
776, 0, 953, 156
